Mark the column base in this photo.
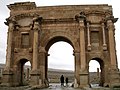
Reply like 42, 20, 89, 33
30, 69, 41, 86
103, 44, 107, 50
79, 72, 89, 88
109, 70, 120, 87
87, 45, 91, 51
30, 69, 49, 88
1, 69, 14, 86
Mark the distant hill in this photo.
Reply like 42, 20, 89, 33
0, 63, 74, 72
48, 68, 74, 72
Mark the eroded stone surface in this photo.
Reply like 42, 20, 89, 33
2, 2, 120, 88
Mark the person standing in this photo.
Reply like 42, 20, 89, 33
60, 75, 64, 86
65, 77, 68, 87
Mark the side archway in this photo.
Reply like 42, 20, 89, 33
14, 57, 32, 86
88, 58, 105, 87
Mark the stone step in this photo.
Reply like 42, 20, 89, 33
92, 88, 110, 90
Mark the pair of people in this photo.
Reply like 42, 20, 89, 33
60, 75, 68, 87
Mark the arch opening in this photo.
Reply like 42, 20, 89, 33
16, 59, 31, 86
45, 36, 75, 86
89, 58, 104, 87
48, 41, 74, 70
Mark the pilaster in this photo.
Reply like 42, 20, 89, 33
39, 46, 49, 87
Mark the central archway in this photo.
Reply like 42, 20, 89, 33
48, 41, 74, 70
47, 41, 74, 84
45, 36, 75, 85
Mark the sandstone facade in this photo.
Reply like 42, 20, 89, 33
1, 2, 120, 88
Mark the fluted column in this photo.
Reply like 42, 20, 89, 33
75, 13, 86, 70
5, 19, 15, 70
87, 21, 91, 51
32, 19, 40, 70
107, 17, 120, 87
75, 12, 89, 87
30, 17, 42, 86
2, 19, 16, 86
107, 19, 117, 69
101, 22, 107, 50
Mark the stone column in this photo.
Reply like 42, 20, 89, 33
107, 17, 120, 87
87, 21, 91, 51
2, 19, 16, 86
5, 19, 15, 70
32, 21, 39, 70
26, 68, 30, 81
77, 16, 86, 70
107, 19, 117, 70
97, 68, 99, 77
74, 51, 80, 86
75, 12, 89, 87
101, 22, 107, 50
30, 17, 41, 86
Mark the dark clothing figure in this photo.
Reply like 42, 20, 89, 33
60, 75, 64, 86
65, 77, 68, 86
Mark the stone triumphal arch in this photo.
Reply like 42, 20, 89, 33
2, 2, 120, 88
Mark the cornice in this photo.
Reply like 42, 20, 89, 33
9, 12, 39, 21
7, 2, 36, 10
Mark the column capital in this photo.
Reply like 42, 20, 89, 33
106, 16, 118, 23
33, 16, 42, 22
101, 22, 105, 26
32, 16, 42, 31
75, 12, 86, 22
86, 21, 90, 26
4, 18, 17, 32
106, 19, 115, 31
4, 18, 16, 26
33, 21, 40, 31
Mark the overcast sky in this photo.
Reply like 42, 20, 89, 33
0, 0, 120, 71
